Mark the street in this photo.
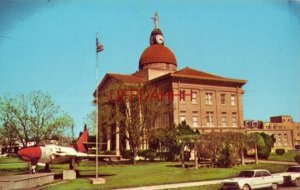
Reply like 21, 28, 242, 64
279, 186, 300, 190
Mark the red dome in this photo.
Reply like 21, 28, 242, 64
139, 44, 177, 70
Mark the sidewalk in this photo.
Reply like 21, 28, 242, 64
113, 179, 223, 190
244, 159, 298, 165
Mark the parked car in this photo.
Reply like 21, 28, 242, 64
220, 169, 283, 190
278, 166, 300, 187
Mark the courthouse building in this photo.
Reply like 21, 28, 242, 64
95, 13, 247, 154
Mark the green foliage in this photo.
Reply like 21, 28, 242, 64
122, 150, 133, 159
148, 122, 198, 162
275, 148, 285, 155
258, 132, 275, 159
83, 110, 96, 136
294, 155, 300, 164
0, 91, 74, 146
215, 144, 236, 168
197, 132, 245, 168
144, 150, 157, 161
176, 121, 199, 148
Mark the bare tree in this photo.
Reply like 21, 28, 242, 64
84, 110, 96, 135
97, 81, 172, 164
0, 122, 18, 154
0, 91, 74, 146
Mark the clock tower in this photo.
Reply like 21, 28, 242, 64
138, 12, 177, 75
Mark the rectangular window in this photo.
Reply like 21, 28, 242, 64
205, 93, 213, 105
221, 94, 226, 105
221, 112, 227, 127
232, 112, 237, 127
180, 90, 185, 102
206, 112, 214, 127
277, 134, 282, 146
283, 134, 288, 145
180, 111, 186, 122
191, 91, 197, 104
192, 111, 198, 127
231, 95, 236, 106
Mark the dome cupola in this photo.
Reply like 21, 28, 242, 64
139, 12, 177, 71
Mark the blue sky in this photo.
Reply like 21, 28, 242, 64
0, 0, 299, 134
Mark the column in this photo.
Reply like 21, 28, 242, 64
115, 123, 120, 156
106, 128, 111, 151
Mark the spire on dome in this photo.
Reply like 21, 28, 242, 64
149, 12, 164, 45
151, 11, 159, 29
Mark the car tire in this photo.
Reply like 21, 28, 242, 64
271, 183, 278, 190
242, 184, 251, 190
295, 178, 300, 187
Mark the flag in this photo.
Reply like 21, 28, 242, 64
96, 33, 104, 52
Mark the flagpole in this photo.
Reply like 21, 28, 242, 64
95, 32, 100, 179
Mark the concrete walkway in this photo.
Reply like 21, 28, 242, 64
113, 179, 223, 190
244, 159, 298, 165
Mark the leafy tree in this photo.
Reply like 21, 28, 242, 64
84, 110, 96, 135
0, 122, 18, 154
246, 132, 265, 164
176, 121, 199, 168
197, 132, 243, 168
0, 91, 74, 146
215, 143, 236, 168
258, 132, 275, 159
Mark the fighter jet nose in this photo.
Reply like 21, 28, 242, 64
18, 146, 42, 162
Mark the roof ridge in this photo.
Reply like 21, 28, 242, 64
174, 67, 225, 79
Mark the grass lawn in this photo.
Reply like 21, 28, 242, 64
0, 158, 293, 190
0, 157, 28, 176
268, 150, 299, 162
44, 161, 290, 190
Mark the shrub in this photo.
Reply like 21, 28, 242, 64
122, 150, 132, 160
295, 155, 300, 164
138, 150, 157, 161
257, 132, 275, 159
144, 150, 157, 161
215, 145, 236, 168
275, 148, 285, 155
138, 150, 147, 157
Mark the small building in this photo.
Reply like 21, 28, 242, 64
245, 116, 300, 150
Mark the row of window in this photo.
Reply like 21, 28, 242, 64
179, 90, 237, 106
275, 133, 289, 146
180, 111, 237, 127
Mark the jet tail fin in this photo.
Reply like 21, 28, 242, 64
74, 125, 89, 152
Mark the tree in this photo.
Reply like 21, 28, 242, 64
197, 132, 243, 168
97, 82, 172, 164
246, 132, 265, 164
258, 132, 275, 159
176, 121, 199, 168
0, 122, 18, 154
84, 110, 96, 135
0, 91, 74, 146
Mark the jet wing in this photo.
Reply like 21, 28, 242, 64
52, 152, 120, 159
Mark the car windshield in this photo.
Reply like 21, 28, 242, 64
287, 167, 300, 172
238, 171, 254, 177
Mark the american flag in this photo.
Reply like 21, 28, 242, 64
96, 33, 104, 53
